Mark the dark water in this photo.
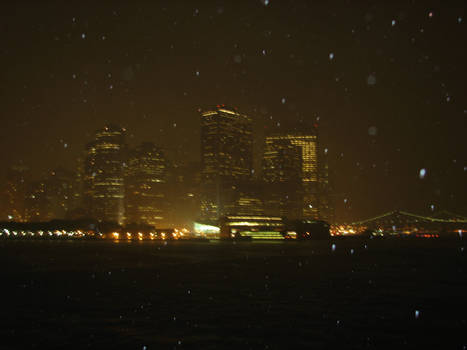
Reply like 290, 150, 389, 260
1, 239, 466, 349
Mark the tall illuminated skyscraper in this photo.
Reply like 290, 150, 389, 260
84, 125, 126, 224
125, 142, 168, 227
262, 137, 303, 219
263, 124, 332, 221
200, 105, 253, 223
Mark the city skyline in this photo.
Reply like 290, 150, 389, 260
1, 2, 466, 222
1, 100, 465, 225
1, 105, 334, 227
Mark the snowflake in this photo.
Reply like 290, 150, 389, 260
419, 168, 426, 179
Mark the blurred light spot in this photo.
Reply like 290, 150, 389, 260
419, 168, 426, 179
368, 126, 378, 136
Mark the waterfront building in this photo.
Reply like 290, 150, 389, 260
84, 125, 126, 224
262, 123, 333, 221
125, 142, 168, 227
200, 105, 253, 223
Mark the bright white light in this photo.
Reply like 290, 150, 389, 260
329, 52, 334, 60
391, 20, 396, 26
194, 222, 219, 234
419, 168, 426, 179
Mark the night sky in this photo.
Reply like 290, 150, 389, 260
1, 1, 466, 222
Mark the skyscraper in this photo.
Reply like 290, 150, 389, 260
262, 137, 303, 219
125, 142, 168, 227
84, 125, 126, 224
200, 105, 253, 223
317, 148, 334, 223
262, 124, 332, 221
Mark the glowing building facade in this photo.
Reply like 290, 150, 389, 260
263, 127, 332, 221
200, 105, 253, 223
84, 125, 126, 224
125, 142, 168, 227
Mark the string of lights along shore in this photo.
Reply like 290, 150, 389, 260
1, 105, 332, 230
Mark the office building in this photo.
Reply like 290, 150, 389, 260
200, 105, 253, 223
262, 124, 332, 221
125, 142, 168, 227
84, 125, 126, 224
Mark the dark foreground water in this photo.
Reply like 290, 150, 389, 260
1, 238, 466, 349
